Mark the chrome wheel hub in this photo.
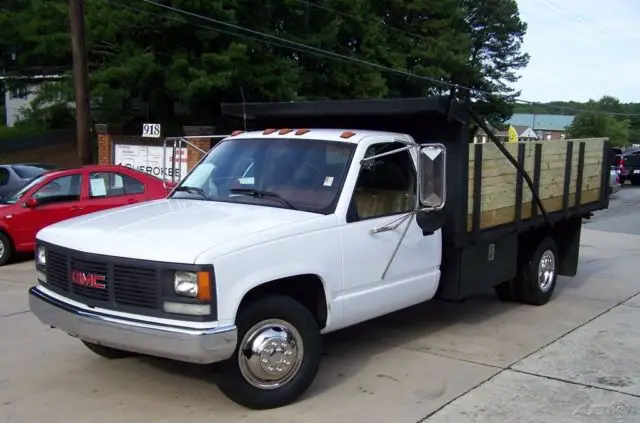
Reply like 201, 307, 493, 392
538, 249, 556, 292
238, 319, 303, 389
0, 238, 5, 258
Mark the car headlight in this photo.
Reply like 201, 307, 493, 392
36, 246, 46, 266
174, 271, 198, 297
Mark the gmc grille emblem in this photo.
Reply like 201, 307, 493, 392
71, 270, 107, 289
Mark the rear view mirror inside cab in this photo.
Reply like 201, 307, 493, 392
418, 145, 446, 209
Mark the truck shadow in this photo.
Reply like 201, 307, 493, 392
137, 290, 517, 401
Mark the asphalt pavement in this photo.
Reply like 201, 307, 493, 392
1, 186, 640, 423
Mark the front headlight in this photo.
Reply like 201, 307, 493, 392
174, 271, 198, 297
36, 245, 46, 266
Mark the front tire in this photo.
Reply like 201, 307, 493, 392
216, 295, 322, 410
0, 232, 14, 266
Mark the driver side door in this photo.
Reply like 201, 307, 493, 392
338, 140, 441, 327
12, 173, 84, 249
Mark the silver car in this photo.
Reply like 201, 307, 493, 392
610, 166, 621, 194
0, 163, 57, 200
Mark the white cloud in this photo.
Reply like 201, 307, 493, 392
513, 0, 640, 103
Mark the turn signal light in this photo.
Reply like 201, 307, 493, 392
197, 271, 212, 301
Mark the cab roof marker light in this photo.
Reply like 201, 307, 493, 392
231, 130, 245, 136
295, 129, 310, 135
279, 128, 293, 135
340, 131, 356, 139
263, 128, 278, 135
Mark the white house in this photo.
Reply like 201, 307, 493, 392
1, 74, 67, 126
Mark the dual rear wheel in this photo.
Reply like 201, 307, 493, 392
495, 237, 559, 306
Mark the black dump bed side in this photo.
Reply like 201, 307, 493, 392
221, 96, 610, 300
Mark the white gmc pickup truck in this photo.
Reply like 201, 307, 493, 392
28, 97, 609, 409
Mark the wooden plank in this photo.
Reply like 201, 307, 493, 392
469, 138, 606, 162
468, 174, 602, 212
466, 188, 601, 231
469, 164, 603, 193
468, 149, 602, 179
465, 137, 607, 231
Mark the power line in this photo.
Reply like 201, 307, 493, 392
97, 0, 331, 59
133, 0, 487, 96
533, 0, 640, 44
102, 0, 640, 118
291, 0, 431, 45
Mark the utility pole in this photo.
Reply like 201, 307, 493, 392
69, 0, 93, 164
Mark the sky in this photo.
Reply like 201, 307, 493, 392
513, 0, 639, 103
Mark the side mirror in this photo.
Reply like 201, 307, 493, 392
418, 144, 446, 210
25, 198, 38, 208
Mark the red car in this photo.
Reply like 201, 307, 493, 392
0, 164, 174, 265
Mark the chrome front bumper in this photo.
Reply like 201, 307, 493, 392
28, 286, 238, 364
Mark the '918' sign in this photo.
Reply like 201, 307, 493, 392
142, 123, 161, 138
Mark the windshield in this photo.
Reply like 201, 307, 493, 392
171, 137, 356, 213
12, 165, 49, 179
3, 175, 46, 204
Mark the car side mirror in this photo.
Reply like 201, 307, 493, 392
25, 198, 38, 208
418, 144, 446, 210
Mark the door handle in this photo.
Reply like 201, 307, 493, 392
70, 206, 84, 211
127, 199, 137, 204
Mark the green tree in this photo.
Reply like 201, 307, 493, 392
459, 0, 530, 124
566, 96, 630, 147
0, 0, 536, 129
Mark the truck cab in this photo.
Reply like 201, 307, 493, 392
28, 96, 609, 410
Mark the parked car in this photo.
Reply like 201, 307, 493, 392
610, 166, 621, 194
622, 148, 640, 185
0, 164, 173, 265
0, 163, 58, 199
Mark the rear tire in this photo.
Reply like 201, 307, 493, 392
514, 237, 559, 306
0, 232, 14, 267
82, 341, 136, 359
215, 295, 322, 410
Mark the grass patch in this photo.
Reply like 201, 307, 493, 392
0, 125, 48, 141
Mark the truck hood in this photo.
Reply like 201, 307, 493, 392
36, 199, 323, 263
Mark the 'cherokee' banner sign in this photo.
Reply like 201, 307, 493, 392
113, 144, 188, 182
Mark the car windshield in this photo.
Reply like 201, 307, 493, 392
2, 175, 46, 204
171, 137, 356, 214
12, 165, 49, 179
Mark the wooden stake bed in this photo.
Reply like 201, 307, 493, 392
467, 138, 607, 231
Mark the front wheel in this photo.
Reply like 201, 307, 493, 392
0, 232, 14, 266
215, 295, 322, 409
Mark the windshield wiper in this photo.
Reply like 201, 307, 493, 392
173, 185, 209, 200
229, 188, 296, 209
